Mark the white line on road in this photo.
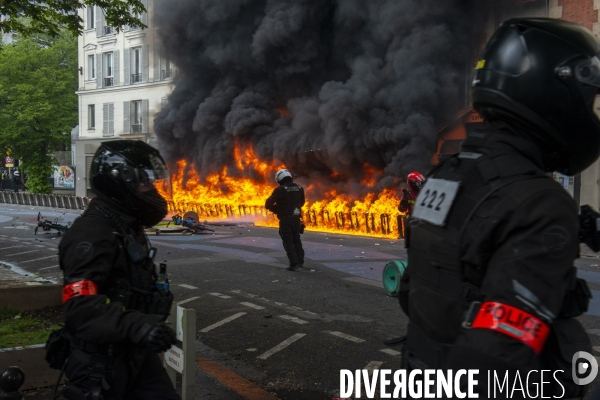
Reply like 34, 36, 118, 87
231, 290, 241, 293
288, 306, 302, 311
209, 293, 232, 299
380, 349, 401, 356
178, 296, 201, 306
586, 329, 600, 336
240, 302, 265, 310
4, 250, 39, 257
324, 331, 365, 343
179, 284, 198, 289
364, 361, 384, 373
275, 302, 287, 306
247, 293, 258, 298
200, 312, 247, 333
20, 255, 58, 263
257, 333, 306, 360
0, 245, 26, 250
38, 265, 59, 271
278, 315, 309, 325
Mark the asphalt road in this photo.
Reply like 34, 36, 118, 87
1, 203, 600, 399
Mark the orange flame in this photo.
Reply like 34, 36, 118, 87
158, 143, 403, 239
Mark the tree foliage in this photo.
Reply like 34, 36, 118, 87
0, 32, 78, 193
0, 1, 145, 38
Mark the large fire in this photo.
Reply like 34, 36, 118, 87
158, 143, 403, 239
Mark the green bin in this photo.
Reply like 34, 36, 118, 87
382, 260, 408, 297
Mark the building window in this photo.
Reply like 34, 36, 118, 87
132, 100, 142, 133
87, 6, 95, 29
104, 52, 113, 87
88, 104, 95, 129
103, 26, 114, 35
132, 47, 142, 83
161, 58, 172, 80
87, 54, 95, 80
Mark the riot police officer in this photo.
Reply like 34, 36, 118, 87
265, 169, 305, 271
400, 18, 598, 398
397, 171, 425, 239
59, 140, 179, 399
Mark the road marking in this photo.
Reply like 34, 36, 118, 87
304, 311, 317, 316
196, 355, 278, 400
240, 302, 265, 310
209, 293, 232, 299
0, 245, 26, 250
247, 293, 258, 298
380, 348, 401, 356
200, 312, 247, 333
275, 302, 287, 306
38, 265, 59, 271
288, 306, 302, 311
178, 296, 201, 305
587, 329, 600, 337
364, 361, 384, 373
257, 333, 306, 360
34, 245, 45, 248
594, 346, 600, 353
278, 315, 309, 325
2, 227, 14, 229
20, 255, 58, 263
324, 331, 365, 343
179, 284, 198, 289
231, 290, 241, 293
4, 250, 39, 257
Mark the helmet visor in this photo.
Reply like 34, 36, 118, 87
136, 155, 171, 197
575, 56, 600, 87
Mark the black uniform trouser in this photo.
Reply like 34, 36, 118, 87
64, 347, 179, 400
278, 215, 304, 266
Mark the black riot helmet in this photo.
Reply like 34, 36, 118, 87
90, 140, 170, 226
472, 18, 600, 175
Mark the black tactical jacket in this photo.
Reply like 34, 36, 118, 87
59, 198, 163, 346
265, 179, 305, 219
404, 127, 588, 377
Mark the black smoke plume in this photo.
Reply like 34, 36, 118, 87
153, 0, 495, 197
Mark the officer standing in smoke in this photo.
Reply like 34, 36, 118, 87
58, 141, 179, 399
265, 169, 305, 271
397, 171, 425, 239
400, 19, 598, 398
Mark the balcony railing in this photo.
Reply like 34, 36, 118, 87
104, 77, 113, 87
132, 124, 142, 134
103, 26, 114, 35
131, 73, 142, 83
161, 69, 172, 80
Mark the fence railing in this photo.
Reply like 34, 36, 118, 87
0, 192, 90, 210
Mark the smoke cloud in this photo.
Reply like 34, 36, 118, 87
153, 0, 496, 197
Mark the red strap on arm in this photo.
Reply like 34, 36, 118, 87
62, 280, 99, 303
471, 301, 550, 354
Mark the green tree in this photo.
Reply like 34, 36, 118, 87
0, 1, 145, 38
0, 31, 78, 193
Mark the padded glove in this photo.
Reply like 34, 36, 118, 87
142, 322, 176, 352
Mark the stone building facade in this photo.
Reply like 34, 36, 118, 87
74, 0, 173, 197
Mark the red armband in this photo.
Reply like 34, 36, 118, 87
471, 301, 550, 354
62, 280, 99, 303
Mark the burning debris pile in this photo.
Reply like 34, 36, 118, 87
153, 0, 496, 237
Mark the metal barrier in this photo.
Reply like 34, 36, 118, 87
0, 191, 89, 210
